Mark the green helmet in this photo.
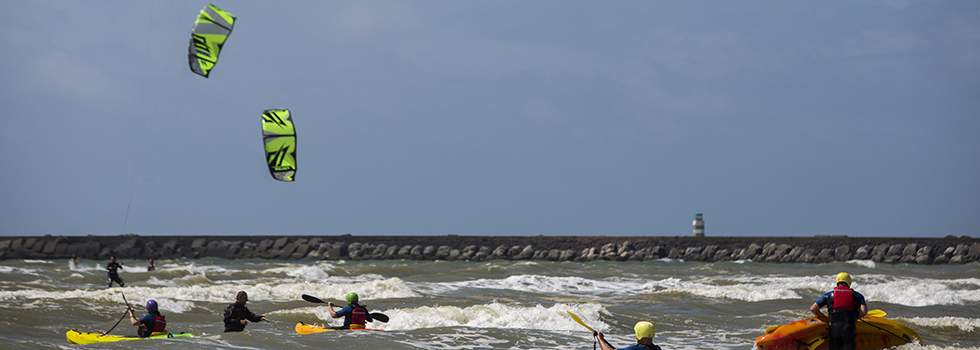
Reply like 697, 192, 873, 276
345, 292, 359, 304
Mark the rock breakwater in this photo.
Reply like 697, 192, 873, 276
2, 235, 978, 265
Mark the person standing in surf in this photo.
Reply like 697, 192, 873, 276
130, 300, 167, 337
223, 291, 269, 332
105, 256, 124, 288
596, 321, 662, 350
146, 259, 155, 271
327, 292, 374, 329
810, 272, 868, 350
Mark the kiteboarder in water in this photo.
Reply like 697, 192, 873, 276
105, 256, 124, 288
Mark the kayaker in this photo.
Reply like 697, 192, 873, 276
223, 291, 270, 332
105, 256, 124, 288
809, 272, 868, 350
130, 300, 167, 337
327, 292, 373, 329
147, 259, 155, 271
595, 321, 662, 350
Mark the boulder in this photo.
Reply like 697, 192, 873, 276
870, 243, 889, 262
834, 245, 851, 261
914, 246, 933, 264
738, 243, 762, 260
853, 245, 872, 260
699, 245, 718, 261
272, 237, 289, 250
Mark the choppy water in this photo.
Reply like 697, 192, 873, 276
1, 257, 977, 349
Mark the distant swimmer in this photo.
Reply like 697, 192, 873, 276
596, 321, 662, 350
105, 256, 124, 288
147, 259, 155, 272
130, 300, 167, 337
810, 272, 868, 350
326, 292, 373, 329
223, 291, 269, 332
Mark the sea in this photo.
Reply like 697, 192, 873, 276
0, 257, 977, 349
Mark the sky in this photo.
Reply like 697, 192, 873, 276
1, 1, 978, 237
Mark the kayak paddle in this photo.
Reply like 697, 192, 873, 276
301, 294, 390, 323
567, 310, 613, 350
566, 310, 596, 335
103, 292, 134, 336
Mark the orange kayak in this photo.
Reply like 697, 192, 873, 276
755, 316, 922, 350
294, 322, 384, 335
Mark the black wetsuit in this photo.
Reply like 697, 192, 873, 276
106, 261, 124, 287
223, 302, 264, 332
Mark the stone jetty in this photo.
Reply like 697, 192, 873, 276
1, 235, 978, 265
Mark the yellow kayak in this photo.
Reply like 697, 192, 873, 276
295, 321, 384, 335
66, 330, 195, 344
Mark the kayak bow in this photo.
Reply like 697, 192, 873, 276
66, 330, 194, 344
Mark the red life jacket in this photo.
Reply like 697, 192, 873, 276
831, 285, 855, 312
152, 314, 167, 332
351, 306, 367, 326
140, 314, 167, 337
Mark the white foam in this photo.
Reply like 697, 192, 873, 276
0, 277, 420, 312
22, 259, 52, 264
858, 276, 980, 307
887, 344, 980, 350
416, 274, 662, 297
846, 260, 877, 269
665, 277, 802, 302
362, 302, 609, 331
899, 316, 980, 332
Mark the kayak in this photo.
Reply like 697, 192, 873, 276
755, 316, 922, 350
66, 330, 195, 344
295, 321, 384, 335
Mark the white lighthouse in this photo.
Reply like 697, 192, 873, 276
693, 213, 705, 237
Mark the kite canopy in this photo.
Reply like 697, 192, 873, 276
188, 4, 235, 78
262, 109, 297, 182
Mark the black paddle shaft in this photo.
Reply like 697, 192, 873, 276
301, 294, 389, 323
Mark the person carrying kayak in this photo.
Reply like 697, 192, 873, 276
326, 292, 373, 329
105, 256, 124, 288
810, 272, 868, 350
223, 291, 270, 332
596, 321, 662, 350
130, 300, 167, 337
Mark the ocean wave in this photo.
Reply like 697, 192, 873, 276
313, 302, 611, 331
0, 277, 420, 310
846, 260, 877, 269
900, 316, 980, 332
859, 277, 980, 307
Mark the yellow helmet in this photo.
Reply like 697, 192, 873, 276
835, 272, 852, 286
634, 321, 655, 340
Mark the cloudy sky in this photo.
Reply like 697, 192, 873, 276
1, 1, 977, 237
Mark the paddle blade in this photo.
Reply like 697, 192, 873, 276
302, 294, 326, 304
566, 310, 596, 334
371, 312, 390, 323
866, 309, 886, 318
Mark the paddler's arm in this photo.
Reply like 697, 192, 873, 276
128, 309, 140, 326
857, 304, 868, 318
809, 303, 827, 318
595, 331, 617, 350
327, 302, 340, 318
